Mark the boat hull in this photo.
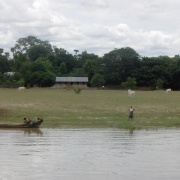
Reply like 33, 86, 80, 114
0, 119, 43, 128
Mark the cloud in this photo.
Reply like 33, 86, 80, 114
48, 23, 179, 57
81, 0, 109, 8
0, 0, 180, 57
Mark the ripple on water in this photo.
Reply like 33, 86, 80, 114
0, 128, 180, 180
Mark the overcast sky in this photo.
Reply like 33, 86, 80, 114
0, 0, 180, 57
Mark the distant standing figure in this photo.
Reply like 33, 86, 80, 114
129, 106, 135, 120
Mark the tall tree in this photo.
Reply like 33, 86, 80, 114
77, 51, 98, 67
0, 48, 4, 55
102, 47, 140, 85
137, 56, 173, 89
28, 45, 52, 61
74, 49, 79, 55
12, 35, 52, 54
170, 58, 180, 90
83, 59, 97, 80
0, 54, 10, 73
90, 73, 105, 88
24, 59, 55, 87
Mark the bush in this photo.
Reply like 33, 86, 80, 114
122, 77, 137, 89
156, 78, 164, 89
73, 87, 82, 94
90, 73, 105, 88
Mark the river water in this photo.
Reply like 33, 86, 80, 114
0, 128, 179, 180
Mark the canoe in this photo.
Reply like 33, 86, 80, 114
0, 119, 43, 128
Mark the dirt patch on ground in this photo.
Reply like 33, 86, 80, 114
0, 108, 10, 114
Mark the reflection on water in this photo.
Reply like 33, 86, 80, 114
0, 128, 180, 180
0, 128, 43, 136
23, 128, 43, 136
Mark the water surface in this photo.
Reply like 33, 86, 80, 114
0, 128, 179, 180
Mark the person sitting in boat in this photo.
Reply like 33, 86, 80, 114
23, 118, 35, 125
24, 118, 30, 124
37, 117, 43, 122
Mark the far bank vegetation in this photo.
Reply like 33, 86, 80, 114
0, 36, 179, 90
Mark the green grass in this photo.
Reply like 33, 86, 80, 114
0, 88, 180, 129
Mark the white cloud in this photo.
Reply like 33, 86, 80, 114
81, 0, 109, 8
50, 15, 68, 26
0, 0, 180, 57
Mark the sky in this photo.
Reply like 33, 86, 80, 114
0, 0, 180, 57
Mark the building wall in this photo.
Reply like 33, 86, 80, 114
54, 82, 88, 88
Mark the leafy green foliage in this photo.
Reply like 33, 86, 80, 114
90, 73, 105, 88
28, 45, 51, 61
156, 79, 164, 89
12, 35, 52, 54
59, 62, 67, 75
26, 71, 55, 87
137, 57, 173, 89
122, 77, 137, 89
1, 35, 180, 89
0, 54, 11, 73
101, 47, 140, 85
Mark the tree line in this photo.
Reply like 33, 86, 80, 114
0, 35, 180, 90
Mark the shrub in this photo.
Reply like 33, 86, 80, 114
90, 73, 105, 88
73, 87, 82, 94
156, 78, 164, 89
122, 77, 137, 89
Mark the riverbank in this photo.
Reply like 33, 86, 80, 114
0, 88, 180, 129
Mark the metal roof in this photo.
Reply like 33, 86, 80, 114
4, 72, 15, 76
56, 77, 88, 82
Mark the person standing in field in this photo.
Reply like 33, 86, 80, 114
129, 106, 135, 120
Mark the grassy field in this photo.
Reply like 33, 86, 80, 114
0, 88, 180, 129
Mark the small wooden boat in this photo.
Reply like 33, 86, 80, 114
0, 119, 43, 128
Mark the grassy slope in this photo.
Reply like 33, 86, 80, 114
0, 88, 180, 129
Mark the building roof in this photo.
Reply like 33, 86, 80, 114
56, 77, 88, 82
4, 72, 15, 76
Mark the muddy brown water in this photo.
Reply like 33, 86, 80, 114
0, 128, 179, 180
